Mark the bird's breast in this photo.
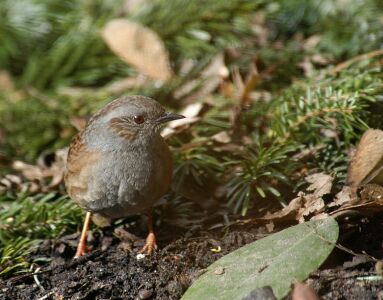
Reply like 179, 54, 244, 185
85, 137, 173, 218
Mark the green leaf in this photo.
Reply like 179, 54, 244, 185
182, 218, 338, 300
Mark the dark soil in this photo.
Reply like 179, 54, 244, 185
1, 214, 383, 300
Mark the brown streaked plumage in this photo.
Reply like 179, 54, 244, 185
64, 95, 184, 257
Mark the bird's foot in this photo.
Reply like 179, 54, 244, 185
139, 232, 157, 255
74, 241, 87, 258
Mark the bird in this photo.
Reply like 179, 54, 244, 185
64, 95, 184, 258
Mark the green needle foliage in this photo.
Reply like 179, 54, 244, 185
266, 0, 383, 58
226, 141, 297, 215
0, 192, 82, 276
134, 0, 262, 66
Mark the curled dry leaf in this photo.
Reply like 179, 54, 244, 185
261, 196, 304, 223
102, 19, 172, 81
261, 173, 333, 223
329, 185, 353, 207
0, 174, 24, 192
303, 35, 321, 51
331, 184, 383, 217
305, 172, 333, 198
347, 129, 383, 193
11, 148, 68, 192
211, 131, 231, 144
174, 53, 229, 102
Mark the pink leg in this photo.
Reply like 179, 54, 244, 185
74, 211, 92, 258
139, 212, 158, 255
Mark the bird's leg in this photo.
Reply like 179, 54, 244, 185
139, 211, 157, 255
74, 211, 92, 258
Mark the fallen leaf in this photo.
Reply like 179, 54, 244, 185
261, 196, 304, 222
102, 19, 172, 81
174, 53, 229, 102
261, 189, 327, 224
263, 173, 332, 223
347, 129, 383, 193
0, 70, 14, 92
303, 35, 321, 51
11, 148, 68, 192
305, 172, 333, 198
343, 255, 372, 269
298, 57, 315, 78
0, 174, 23, 192
211, 131, 231, 144
331, 184, 383, 217
329, 185, 353, 207
297, 193, 325, 222
182, 218, 338, 300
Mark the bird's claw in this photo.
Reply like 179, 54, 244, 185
139, 232, 157, 255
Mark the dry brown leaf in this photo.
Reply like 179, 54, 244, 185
261, 190, 327, 223
211, 131, 231, 144
102, 19, 172, 81
329, 185, 353, 207
174, 53, 228, 102
347, 129, 383, 193
261, 196, 304, 222
11, 148, 68, 192
331, 184, 383, 217
303, 35, 321, 51
0, 174, 23, 192
0, 70, 14, 92
298, 57, 315, 78
305, 172, 333, 197
295, 193, 325, 223
291, 282, 320, 300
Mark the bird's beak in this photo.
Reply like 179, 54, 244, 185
156, 112, 185, 123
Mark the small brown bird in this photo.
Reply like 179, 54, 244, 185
64, 96, 184, 257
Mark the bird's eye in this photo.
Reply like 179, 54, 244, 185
133, 115, 145, 124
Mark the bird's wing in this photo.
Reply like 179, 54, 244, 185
65, 133, 101, 208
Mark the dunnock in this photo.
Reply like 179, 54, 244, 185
65, 96, 184, 257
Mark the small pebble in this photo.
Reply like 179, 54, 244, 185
136, 253, 146, 260
137, 288, 153, 299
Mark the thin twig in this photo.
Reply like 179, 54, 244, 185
33, 266, 45, 291
330, 49, 383, 75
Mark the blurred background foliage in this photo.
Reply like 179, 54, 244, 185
0, 0, 383, 276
